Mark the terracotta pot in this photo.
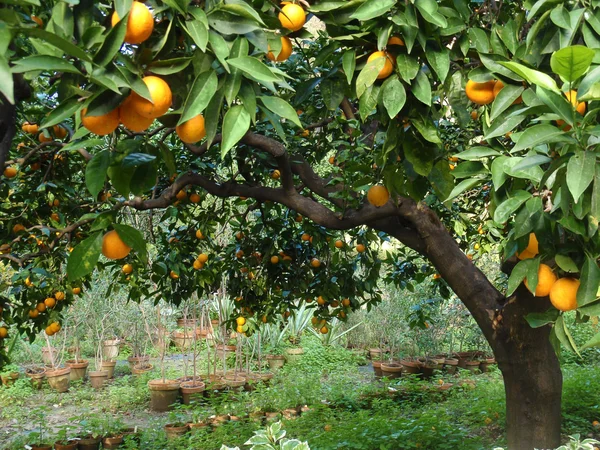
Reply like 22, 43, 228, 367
215, 344, 236, 357
188, 421, 209, 432
89, 370, 109, 389
164, 423, 189, 440
429, 357, 445, 368
102, 340, 120, 360
204, 375, 226, 396
266, 354, 285, 370
132, 362, 153, 376
1, 371, 19, 387
420, 364, 436, 379
54, 439, 79, 450
102, 434, 123, 449
211, 414, 230, 426
101, 360, 116, 379
465, 360, 480, 373
244, 372, 262, 391
258, 372, 274, 384
369, 348, 383, 360
210, 319, 220, 326
46, 367, 70, 393
224, 375, 245, 391
380, 362, 403, 379
249, 411, 265, 422
437, 382, 454, 391
172, 331, 197, 350
177, 318, 197, 328
29, 445, 52, 450
78, 435, 101, 450
41, 346, 58, 365
282, 408, 299, 419
455, 351, 477, 368
26, 367, 46, 389
127, 355, 149, 371
285, 347, 304, 363
65, 359, 89, 381
148, 379, 181, 411
180, 381, 205, 405
264, 411, 279, 421
121, 427, 139, 444
372, 360, 383, 377
177, 375, 203, 383
400, 360, 421, 375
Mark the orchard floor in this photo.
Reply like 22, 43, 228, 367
1, 343, 599, 449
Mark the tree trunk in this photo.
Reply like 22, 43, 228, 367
493, 286, 562, 450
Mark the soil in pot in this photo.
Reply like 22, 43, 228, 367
285, 347, 304, 364
46, 367, 70, 393
372, 360, 383, 377
266, 354, 285, 370
127, 355, 149, 371
102, 434, 123, 449
65, 359, 89, 381
132, 362, 153, 376
164, 423, 189, 440
100, 360, 116, 379
54, 439, 79, 450
180, 380, 205, 405
148, 379, 181, 412
380, 362, 403, 379
89, 370, 109, 389
25, 367, 46, 389
78, 434, 101, 450
1, 371, 19, 387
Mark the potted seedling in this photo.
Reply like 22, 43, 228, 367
0, 363, 20, 387
284, 303, 312, 363
148, 305, 180, 411
164, 410, 190, 440
100, 416, 125, 450
43, 323, 71, 393
264, 320, 288, 370
126, 304, 151, 371
54, 423, 78, 450
180, 301, 206, 404
77, 411, 103, 450
26, 406, 52, 450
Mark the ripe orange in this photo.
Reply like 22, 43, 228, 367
311, 258, 321, 268
301, 233, 311, 242
235, 231, 244, 240
45, 326, 54, 336
271, 255, 279, 264
549, 278, 580, 312
53, 125, 68, 139
367, 51, 394, 80
175, 190, 187, 201
31, 15, 43, 27
111, 1, 154, 45
176, 114, 206, 144
465, 80, 496, 105
72, 287, 81, 295
0, 327, 7, 338
317, 296, 326, 306
272, 169, 281, 180
55, 291, 65, 301
119, 96, 155, 131
169, 270, 179, 279
329, 156, 335, 165
330, 300, 339, 307
517, 233, 539, 260
196, 230, 205, 239
335, 240, 344, 249
3, 167, 17, 178
50, 322, 61, 333
470, 111, 478, 120
236, 317, 246, 326
338, 311, 346, 319
556, 90, 586, 129
525, 264, 557, 297
122, 263, 133, 274
356, 244, 366, 253
44, 297, 56, 308
387, 36, 404, 46
311, 316, 318, 325
306, 297, 313, 303
39, 132, 53, 143
261, 315, 268, 323
278, 3, 305, 31
189, 193, 201, 203
236, 250, 245, 258
267, 36, 293, 62
367, 185, 389, 207
193, 260, 204, 270
36, 302, 46, 312
29, 309, 39, 318
194, 253, 207, 264
320, 326, 328, 334
128, 76, 172, 118
493, 80, 522, 104
101, 230, 131, 260
12, 224, 25, 234
342, 298, 350, 307
81, 107, 120, 136
236, 325, 244, 333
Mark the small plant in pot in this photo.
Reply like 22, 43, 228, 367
65, 327, 89, 382
164, 410, 190, 440
100, 416, 125, 450
125, 306, 152, 372
54, 423, 78, 450
283, 303, 313, 363
26, 406, 52, 450
43, 322, 71, 393
263, 321, 288, 370
0, 363, 20, 387
76, 411, 103, 450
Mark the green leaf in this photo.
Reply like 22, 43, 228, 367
484, 113, 526, 140
40, 97, 82, 129
113, 223, 147, 264
555, 254, 580, 274
221, 105, 250, 158
381, 77, 406, 119
507, 258, 537, 296
566, 150, 596, 204
220, 1, 265, 26
0, 55, 13, 104
209, 30, 230, 72
85, 150, 110, 199
412, 70, 431, 106
525, 309, 560, 328
350, 0, 395, 21
395, 54, 420, 83
122, 153, 156, 168
342, 50, 356, 85
428, 160, 454, 200
90, 211, 116, 232
426, 47, 449, 83
577, 65, 600, 100
205, 89, 224, 148
258, 96, 301, 128
491, 156, 509, 190
414, 0, 447, 28
356, 57, 385, 99
320, 78, 345, 111
490, 85, 524, 121
493, 190, 532, 223
500, 61, 560, 92
555, 315, 581, 356
227, 56, 282, 83
94, 12, 128, 67
411, 116, 441, 144
456, 147, 501, 160
536, 87, 576, 125
511, 154, 552, 172
581, 331, 600, 350
183, 18, 208, 52
550, 45, 595, 82
445, 178, 481, 202
11, 55, 81, 74
512, 124, 574, 153
19, 27, 92, 62
403, 141, 434, 176
178, 70, 218, 126
62, 139, 104, 152
577, 255, 600, 307
148, 57, 192, 75
67, 232, 102, 282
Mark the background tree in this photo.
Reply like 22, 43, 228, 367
1, 1, 600, 449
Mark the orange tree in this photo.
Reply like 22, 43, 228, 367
1, 0, 600, 448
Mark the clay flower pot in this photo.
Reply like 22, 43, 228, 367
177, 318, 197, 328
148, 379, 181, 411
443, 358, 459, 374
282, 408, 299, 419
45, 367, 70, 393
25, 367, 46, 389
380, 362, 403, 379
29, 444, 52, 450
266, 354, 285, 370
180, 380, 205, 405
224, 375, 246, 391
368, 348, 383, 360
285, 347, 304, 363
164, 423, 189, 440
78, 434, 101, 450
101, 360, 116, 379
465, 360, 480, 373
102, 434, 123, 449
1, 371, 19, 387
89, 370, 109, 389
54, 439, 78, 450
102, 340, 120, 360
400, 359, 421, 375
41, 346, 58, 365
127, 355, 149, 371
264, 411, 279, 422
372, 360, 383, 377
132, 362, 153, 376
172, 330, 196, 350
65, 359, 89, 381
